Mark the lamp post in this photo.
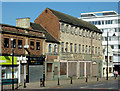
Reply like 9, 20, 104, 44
106, 32, 108, 80
24, 45, 30, 83
11, 38, 14, 90
106, 31, 116, 80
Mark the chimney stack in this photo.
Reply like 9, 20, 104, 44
16, 18, 30, 28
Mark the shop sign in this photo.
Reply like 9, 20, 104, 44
0, 56, 17, 65
61, 54, 84, 60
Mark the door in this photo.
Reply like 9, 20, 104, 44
47, 63, 52, 80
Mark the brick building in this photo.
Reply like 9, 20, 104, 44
34, 8, 103, 79
0, 18, 46, 85
30, 23, 60, 80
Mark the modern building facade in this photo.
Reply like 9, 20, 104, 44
34, 8, 103, 79
102, 46, 113, 77
81, 11, 120, 75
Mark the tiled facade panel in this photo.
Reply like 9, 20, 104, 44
34, 8, 60, 40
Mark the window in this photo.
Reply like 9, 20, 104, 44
30, 41, 34, 50
13, 39, 16, 48
49, 44, 52, 53
119, 45, 120, 49
98, 47, 100, 55
109, 56, 112, 62
60, 23, 64, 32
75, 27, 78, 35
79, 28, 82, 36
85, 45, 87, 54
109, 67, 112, 73
95, 47, 97, 54
18, 40, 22, 49
36, 42, 40, 50
92, 46, 94, 54
79, 44, 81, 53
105, 56, 108, 62
54, 44, 57, 53
65, 42, 68, 52
89, 46, 91, 54
65, 25, 68, 33
82, 45, 84, 53
108, 20, 111, 24
11, 39, 16, 48
70, 43, 73, 52
70, 26, 73, 34
102, 21, 104, 25
111, 45, 114, 49
74, 44, 77, 53
61, 42, 64, 52
82, 29, 84, 36
4, 38, 9, 48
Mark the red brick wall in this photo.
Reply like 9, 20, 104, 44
34, 8, 60, 41
1, 34, 25, 55
1, 26, 44, 56
28, 38, 43, 55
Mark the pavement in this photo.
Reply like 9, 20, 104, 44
2, 76, 119, 90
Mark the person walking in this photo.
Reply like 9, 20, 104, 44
115, 70, 118, 77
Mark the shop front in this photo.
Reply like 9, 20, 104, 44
60, 53, 92, 79
0, 56, 18, 85
28, 56, 45, 82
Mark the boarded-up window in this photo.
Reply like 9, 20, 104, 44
86, 62, 90, 76
68, 62, 77, 77
92, 64, 97, 77
80, 62, 84, 77
54, 66, 58, 75
60, 62, 67, 75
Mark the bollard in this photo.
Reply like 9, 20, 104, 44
97, 77, 99, 81
40, 78, 43, 87
70, 77, 72, 84
42, 79, 45, 87
86, 77, 88, 82
57, 78, 60, 85
24, 79, 26, 88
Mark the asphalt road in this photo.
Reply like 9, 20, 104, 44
56, 79, 120, 90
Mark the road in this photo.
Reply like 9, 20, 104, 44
55, 79, 120, 90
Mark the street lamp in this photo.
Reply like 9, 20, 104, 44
11, 38, 14, 90
24, 45, 30, 83
106, 31, 115, 80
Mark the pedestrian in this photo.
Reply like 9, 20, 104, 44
115, 70, 118, 77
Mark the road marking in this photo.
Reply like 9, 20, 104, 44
93, 84, 103, 86
80, 86, 89, 88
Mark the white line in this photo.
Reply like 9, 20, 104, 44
80, 86, 89, 88
93, 84, 103, 87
